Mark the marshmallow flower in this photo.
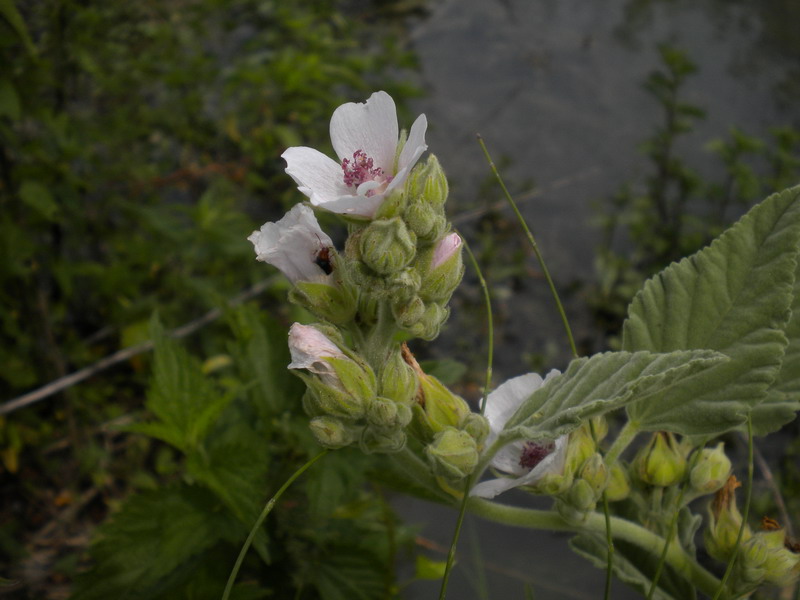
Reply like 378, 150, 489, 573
248, 204, 334, 284
470, 371, 568, 499
282, 91, 428, 218
287, 323, 346, 387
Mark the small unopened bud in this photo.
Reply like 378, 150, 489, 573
360, 217, 417, 275
417, 233, 464, 303
360, 425, 406, 454
605, 462, 632, 502
750, 518, 800, 586
461, 413, 490, 448
425, 427, 479, 480
579, 453, 609, 496
689, 443, 732, 495
414, 370, 471, 436
705, 476, 752, 562
564, 424, 596, 477
634, 431, 687, 487
564, 478, 597, 515
402, 301, 449, 341
405, 154, 449, 208
404, 202, 447, 241
379, 348, 418, 406
309, 416, 361, 449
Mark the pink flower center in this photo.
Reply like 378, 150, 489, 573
519, 441, 555, 470
341, 150, 390, 193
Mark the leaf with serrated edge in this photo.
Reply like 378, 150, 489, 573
500, 350, 726, 444
752, 254, 800, 434
622, 186, 800, 435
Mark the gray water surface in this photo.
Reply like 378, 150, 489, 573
394, 2, 799, 598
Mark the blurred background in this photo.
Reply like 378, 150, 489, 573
1, 0, 798, 598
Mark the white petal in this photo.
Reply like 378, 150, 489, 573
288, 323, 344, 367
248, 204, 332, 283
315, 192, 385, 218
283, 146, 349, 207
470, 475, 527, 499
484, 373, 545, 437
330, 91, 398, 172
397, 113, 428, 173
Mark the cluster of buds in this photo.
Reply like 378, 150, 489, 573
249, 91, 479, 463
705, 477, 800, 588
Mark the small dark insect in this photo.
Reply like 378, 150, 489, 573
314, 246, 333, 275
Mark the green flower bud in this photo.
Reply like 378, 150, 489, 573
290, 280, 357, 325
689, 443, 732, 496
413, 370, 471, 436
400, 301, 449, 341
378, 348, 419, 406
425, 427, 479, 480
634, 432, 687, 487
360, 217, 417, 275
558, 479, 597, 520
360, 425, 406, 454
417, 232, 464, 303
366, 396, 413, 430
309, 416, 361, 449
705, 476, 752, 562
759, 532, 800, 586
352, 263, 421, 301
404, 202, 447, 242
288, 323, 376, 419
533, 472, 573, 496
392, 295, 426, 329
461, 413, 490, 448
373, 188, 407, 220
589, 416, 609, 442
405, 154, 449, 209
605, 462, 632, 502
564, 424, 596, 477
579, 453, 609, 496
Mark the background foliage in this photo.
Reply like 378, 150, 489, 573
0, 0, 424, 596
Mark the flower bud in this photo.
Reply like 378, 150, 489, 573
557, 479, 597, 522
401, 301, 449, 341
288, 323, 376, 419
309, 416, 361, 449
360, 217, 417, 275
689, 443, 732, 496
413, 370, 471, 436
360, 425, 406, 454
417, 232, 464, 303
533, 472, 573, 497
461, 413, 490, 448
705, 476, 752, 562
378, 348, 418, 406
578, 453, 609, 497
405, 154, 449, 209
404, 202, 447, 242
564, 424, 596, 477
605, 462, 632, 502
425, 427, 479, 480
366, 396, 413, 430
290, 280, 357, 325
634, 432, 687, 487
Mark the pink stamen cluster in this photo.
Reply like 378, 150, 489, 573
342, 150, 385, 187
519, 440, 555, 470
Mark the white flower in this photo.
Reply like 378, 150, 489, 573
248, 204, 334, 284
470, 371, 568, 499
287, 323, 346, 387
282, 91, 428, 218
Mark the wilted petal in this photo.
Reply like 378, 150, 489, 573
287, 323, 345, 386
247, 204, 333, 284
330, 91, 398, 171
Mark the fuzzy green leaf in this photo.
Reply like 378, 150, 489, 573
752, 255, 800, 434
71, 485, 235, 600
570, 533, 695, 600
126, 317, 233, 452
500, 350, 726, 444
314, 550, 388, 600
622, 185, 800, 435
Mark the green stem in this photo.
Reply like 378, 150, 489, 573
222, 450, 328, 600
604, 421, 640, 466
438, 479, 472, 600
476, 134, 578, 359
459, 233, 494, 416
712, 416, 754, 600
468, 499, 727, 599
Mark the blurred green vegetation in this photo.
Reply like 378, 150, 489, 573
0, 0, 424, 596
